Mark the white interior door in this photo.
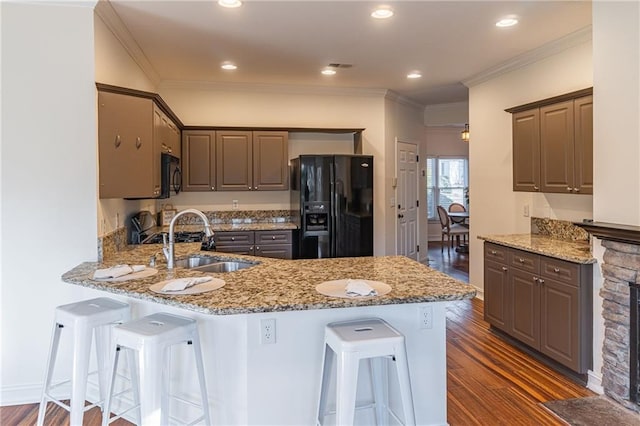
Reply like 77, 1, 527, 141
396, 141, 418, 260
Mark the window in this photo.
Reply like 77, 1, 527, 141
426, 157, 468, 220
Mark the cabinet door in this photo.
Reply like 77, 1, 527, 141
253, 131, 289, 190
512, 109, 541, 192
182, 130, 216, 191
573, 95, 593, 194
540, 100, 574, 193
484, 259, 510, 332
539, 277, 580, 371
98, 91, 154, 199
510, 268, 540, 349
216, 131, 253, 191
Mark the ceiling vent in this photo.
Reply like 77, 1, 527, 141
328, 63, 353, 68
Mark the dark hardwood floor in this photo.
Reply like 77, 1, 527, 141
1, 245, 593, 425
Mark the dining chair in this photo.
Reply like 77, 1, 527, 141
448, 202, 467, 225
437, 205, 469, 255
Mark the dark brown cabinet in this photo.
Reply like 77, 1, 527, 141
483, 242, 592, 374
183, 130, 289, 192
182, 130, 216, 191
98, 91, 160, 199
98, 89, 181, 199
508, 89, 592, 194
214, 230, 293, 259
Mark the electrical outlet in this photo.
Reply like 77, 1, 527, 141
232, 199, 239, 210
523, 204, 530, 217
260, 318, 276, 344
419, 306, 433, 329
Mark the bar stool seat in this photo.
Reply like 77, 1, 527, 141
37, 297, 131, 426
102, 312, 211, 426
317, 318, 416, 426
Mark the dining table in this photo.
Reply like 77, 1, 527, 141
447, 211, 470, 252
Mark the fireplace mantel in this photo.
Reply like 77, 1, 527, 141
575, 220, 640, 245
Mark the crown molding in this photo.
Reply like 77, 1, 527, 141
463, 26, 592, 88
94, 0, 161, 86
384, 90, 425, 110
158, 79, 389, 98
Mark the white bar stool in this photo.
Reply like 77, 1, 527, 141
102, 312, 211, 426
37, 297, 131, 426
317, 318, 416, 426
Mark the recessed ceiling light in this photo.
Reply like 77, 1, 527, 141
496, 17, 518, 27
321, 68, 337, 76
221, 61, 237, 70
371, 6, 394, 19
218, 0, 242, 8
407, 71, 422, 79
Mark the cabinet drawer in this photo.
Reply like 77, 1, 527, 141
485, 243, 508, 262
215, 231, 254, 245
255, 230, 292, 245
540, 257, 581, 287
255, 244, 292, 259
214, 245, 254, 256
509, 249, 540, 272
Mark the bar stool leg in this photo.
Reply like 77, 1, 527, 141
190, 335, 212, 426
316, 344, 334, 425
160, 347, 171, 426
393, 346, 416, 426
370, 357, 389, 425
69, 322, 93, 426
335, 354, 359, 426
139, 346, 163, 425
94, 324, 111, 410
37, 323, 63, 426
102, 345, 121, 426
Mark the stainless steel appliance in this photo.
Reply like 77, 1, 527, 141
160, 153, 182, 199
290, 155, 373, 258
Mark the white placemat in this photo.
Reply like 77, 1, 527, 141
150, 278, 225, 295
316, 279, 391, 299
93, 268, 158, 282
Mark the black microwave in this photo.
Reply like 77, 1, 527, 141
160, 153, 182, 199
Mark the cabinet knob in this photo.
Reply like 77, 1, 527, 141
519, 258, 525, 263
211, 186, 215, 190
114, 135, 121, 148
567, 186, 572, 192
539, 278, 545, 284
231, 237, 235, 241
501, 267, 508, 271
553, 267, 560, 273
491, 250, 497, 255
135, 137, 142, 149
534, 186, 539, 191
272, 236, 276, 240
574, 187, 580, 193
533, 277, 539, 281
256, 246, 260, 250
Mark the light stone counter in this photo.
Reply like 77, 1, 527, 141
62, 243, 476, 315
478, 233, 596, 264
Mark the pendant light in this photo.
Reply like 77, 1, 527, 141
461, 123, 470, 142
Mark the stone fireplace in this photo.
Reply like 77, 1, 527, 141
577, 221, 640, 412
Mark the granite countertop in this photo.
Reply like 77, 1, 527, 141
478, 234, 596, 264
152, 222, 298, 234
62, 244, 476, 315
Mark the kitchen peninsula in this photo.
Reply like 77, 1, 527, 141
63, 245, 475, 425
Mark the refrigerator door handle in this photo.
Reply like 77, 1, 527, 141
330, 162, 336, 257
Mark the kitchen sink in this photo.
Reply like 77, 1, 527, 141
174, 255, 257, 273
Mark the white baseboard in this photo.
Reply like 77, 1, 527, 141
0, 382, 42, 406
473, 287, 484, 301
587, 370, 604, 394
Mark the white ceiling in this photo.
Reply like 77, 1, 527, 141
104, 0, 592, 106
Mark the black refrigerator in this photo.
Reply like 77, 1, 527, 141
290, 155, 373, 258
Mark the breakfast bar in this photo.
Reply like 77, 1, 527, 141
63, 245, 475, 425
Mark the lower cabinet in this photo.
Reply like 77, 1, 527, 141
483, 242, 592, 374
215, 230, 293, 259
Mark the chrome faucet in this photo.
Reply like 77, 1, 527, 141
163, 208, 214, 269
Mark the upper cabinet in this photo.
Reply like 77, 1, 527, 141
508, 89, 593, 195
98, 91, 160, 199
97, 84, 182, 199
183, 130, 289, 192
